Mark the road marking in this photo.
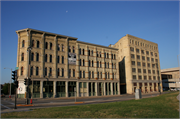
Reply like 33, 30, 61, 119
1, 104, 11, 109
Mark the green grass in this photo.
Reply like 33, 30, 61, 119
1, 92, 179, 118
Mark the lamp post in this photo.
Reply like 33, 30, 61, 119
26, 46, 32, 104
4, 68, 12, 98
156, 63, 161, 95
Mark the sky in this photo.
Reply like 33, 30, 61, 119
0, 1, 179, 84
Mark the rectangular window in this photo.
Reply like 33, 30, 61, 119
153, 76, 156, 80
152, 64, 155, 68
137, 55, 140, 60
138, 75, 142, 80
130, 47, 134, 52
132, 68, 136, 73
148, 70, 151, 74
141, 50, 144, 54
153, 70, 155, 74
146, 51, 149, 55
155, 59, 158, 62
136, 48, 139, 53
143, 62, 146, 67
79, 48, 81, 55
62, 56, 64, 64
144, 76, 147, 80
151, 58, 154, 62
133, 75, 136, 79
83, 71, 85, 78
62, 68, 64, 77
148, 63, 150, 67
131, 54, 135, 58
155, 53, 157, 57
147, 57, 150, 61
149, 76, 151, 80
142, 56, 145, 60
79, 71, 82, 78
132, 61, 135, 65
137, 62, 141, 66
73, 69, 75, 77
69, 69, 71, 77
143, 69, 146, 73
151, 52, 153, 56
138, 69, 141, 73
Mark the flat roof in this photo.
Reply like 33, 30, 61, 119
161, 67, 179, 72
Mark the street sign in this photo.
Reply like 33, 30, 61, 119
15, 67, 19, 70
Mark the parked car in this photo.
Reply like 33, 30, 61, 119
170, 88, 177, 91
1, 93, 5, 97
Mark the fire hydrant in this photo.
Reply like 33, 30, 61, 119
30, 98, 32, 104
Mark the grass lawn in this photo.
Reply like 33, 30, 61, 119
1, 92, 179, 118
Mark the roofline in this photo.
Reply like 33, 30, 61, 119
161, 67, 179, 72
16, 28, 78, 40
77, 41, 118, 50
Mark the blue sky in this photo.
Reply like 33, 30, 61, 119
1, 1, 179, 84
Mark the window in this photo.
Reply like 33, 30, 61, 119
107, 53, 109, 58
49, 68, 52, 76
45, 42, 48, 49
57, 56, 60, 63
143, 62, 145, 67
153, 76, 156, 80
114, 63, 116, 69
100, 61, 102, 68
45, 54, 47, 62
69, 69, 71, 77
149, 76, 151, 80
36, 53, 39, 61
97, 51, 98, 57
104, 53, 106, 58
91, 50, 93, 56
21, 67, 23, 75
151, 58, 154, 62
79, 48, 81, 54
89, 60, 91, 67
146, 51, 149, 55
153, 70, 155, 74
50, 43, 52, 50
130, 47, 134, 52
89, 71, 91, 79
100, 72, 102, 79
30, 66, 33, 75
62, 68, 64, 77
97, 72, 99, 79
112, 73, 114, 79
97, 61, 99, 67
137, 55, 140, 60
151, 52, 153, 56
144, 76, 147, 80
82, 49, 84, 55
137, 62, 141, 66
143, 69, 146, 73
133, 75, 136, 79
148, 63, 150, 67
21, 53, 24, 61
50, 55, 52, 63
22, 40, 25, 47
57, 68, 60, 76
105, 62, 106, 68
31, 52, 34, 61
138, 75, 142, 80
82, 59, 85, 66
132, 61, 135, 65
36, 67, 39, 76
79, 71, 82, 78
108, 62, 109, 68
88, 50, 90, 56
155, 59, 158, 62
131, 54, 135, 58
99, 52, 101, 57
155, 53, 157, 57
135, 41, 137, 45
62, 56, 64, 64
152, 64, 155, 68
92, 60, 93, 67
37, 41, 39, 48
73, 46, 75, 53
73, 69, 75, 77
114, 54, 116, 59
45, 67, 47, 76
112, 63, 114, 69
83, 71, 85, 78
92, 71, 94, 78
136, 48, 139, 53
79, 59, 81, 66
148, 70, 151, 74
132, 68, 136, 73
57, 44, 60, 51
111, 54, 113, 59
138, 69, 141, 73
62, 44, 64, 51
142, 56, 145, 60
32, 40, 35, 47
105, 72, 107, 79
141, 50, 144, 54
147, 57, 150, 61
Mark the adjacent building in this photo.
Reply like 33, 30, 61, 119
16, 28, 162, 98
161, 67, 180, 90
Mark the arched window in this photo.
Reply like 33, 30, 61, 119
36, 53, 39, 61
45, 42, 48, 49
83, 59, 85, 66
50, 55, 52, 63
21, 53, 24, 61
45, 54, 47, 62
37, 41, 40, 48
62, 44, 64, 51
21, 67, 23, 75
30, 66, 33, 75
50, 42, 52, 50
36, 67, 39, 76
22, 40, 25, 47
73, 46, 75, 53
31, 52, 34, 61
32, 40, 35, 47
45, 67, 47, 76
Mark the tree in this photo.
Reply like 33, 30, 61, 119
2, 83, 15, 95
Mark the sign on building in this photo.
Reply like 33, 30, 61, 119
68, 53, 76, 65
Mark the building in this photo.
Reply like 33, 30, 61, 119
111, 34, 162, 94
161, 67, 180, 90
16, 28, 162, 98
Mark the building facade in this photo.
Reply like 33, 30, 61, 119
111, 34, 162, 94
16, 28, 162, 98
161, 67, 180, 90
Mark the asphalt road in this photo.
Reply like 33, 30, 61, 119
1, 92, 169, 113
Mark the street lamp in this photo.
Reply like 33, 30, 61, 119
4, 67, 12, 98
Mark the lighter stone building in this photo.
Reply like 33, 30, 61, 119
16, 28, 162, 98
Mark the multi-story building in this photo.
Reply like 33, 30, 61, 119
161, 67, 180, 90
16, 28, 162, 98
111, 34, 162, 94
16, 28, 120, 98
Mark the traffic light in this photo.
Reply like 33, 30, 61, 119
15, 81, 18, 88
24, 78, 27, 85
28, 79, 32, 85
12, 71, 16, 81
